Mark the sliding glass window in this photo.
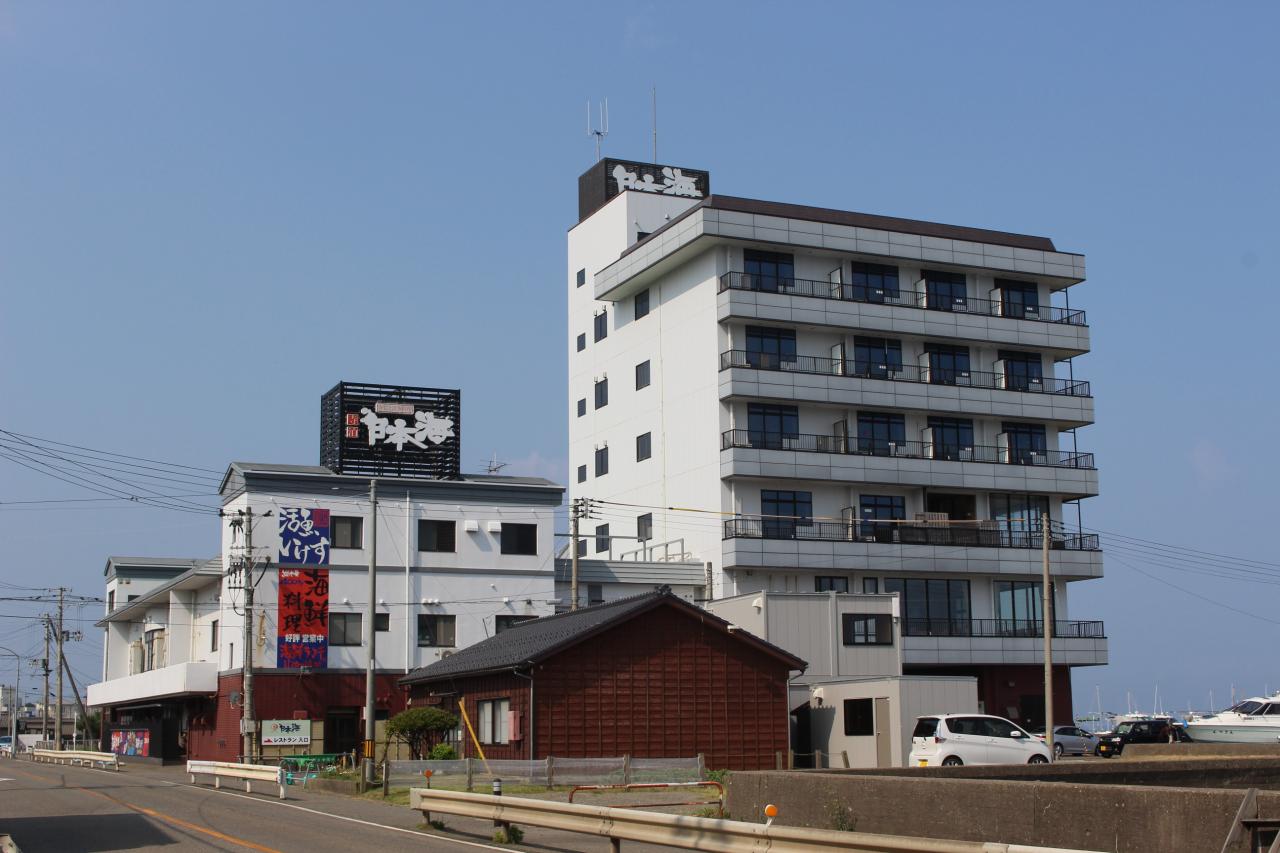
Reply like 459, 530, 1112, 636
745, 326, 797, 370
884, 578, 970, 636
744, 249, 795, 292
853, 336, 903, 379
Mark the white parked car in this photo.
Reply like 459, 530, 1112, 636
910, 714, 1051, 767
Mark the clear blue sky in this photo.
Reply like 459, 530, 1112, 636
2, 1, 1277, 715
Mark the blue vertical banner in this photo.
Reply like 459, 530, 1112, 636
277, 508, 331, 668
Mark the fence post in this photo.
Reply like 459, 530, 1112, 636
545, 756, 554, 790
787, 749, 794, 769
841, 750, 850, 768
382, 760, 389, 797
815, 749, 825, 768
775, 750, 783, 770
697, 753, 705, 780
465, 757, 474, 792
622, 754, 632, 785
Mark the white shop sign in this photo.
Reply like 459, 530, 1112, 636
260, 719, 312, 746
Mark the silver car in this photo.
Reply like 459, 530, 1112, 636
1032, 724, 1099, 757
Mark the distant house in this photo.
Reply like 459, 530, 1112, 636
400, 589, 806, 770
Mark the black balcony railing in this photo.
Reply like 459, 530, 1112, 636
719, 350, 1091, 397
721, 429, 1096, 470
900, 618, 1106, 639
722, 516, 1101, 550
718, 272, 1088, 326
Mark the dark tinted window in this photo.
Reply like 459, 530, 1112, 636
748, 403, 799, 447
577, 464, 586, 483
594, 378, 608, 409
924, 270, 967, 310
635, 288, 650, 320
760, 489, 812, 538
417, 520, 456, 553
594, 310, 608, 342
636, 432, 652, 461
853, 336, 903, 377
495, 615, 536, 634
500, 523, 537, 555
745, 326, 797, 369
844, 698, 875, 737
637, 513, 652, 541
927, 417, 975, 460
815, 576, 848, 593
856, 412, 906, 455
329, 613, 361, 646
576, 268, 586, 288
595, 523, 610, 554
594, 446, 609, 476
577, 398, 586, 417
374, 612, 390, 632
744, 249, 794, 289
850, 262, 900, 301
332, 516, 363, 549
417, 614, 456, 647
577, 333, 586, 352
912, 718, 939, 739
924, 343, 971, 385
636, 360, 651, 389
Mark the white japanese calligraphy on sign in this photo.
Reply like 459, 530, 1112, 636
278, 508, 330, 566
359, 407, 455, 451
611, 164, 702, 198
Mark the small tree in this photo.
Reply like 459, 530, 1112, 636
387, 707, 458, 760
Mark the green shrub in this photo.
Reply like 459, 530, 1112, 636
492, 825, 523, 844
387, 707, 459, 759
428, 743, 458, 760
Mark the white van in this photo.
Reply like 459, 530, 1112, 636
909, 714, 1051, 767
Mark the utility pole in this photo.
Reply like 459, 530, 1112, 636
41, 619, 50, 742
570, 498, 581, 612
364, 479, 378, 785
60, 655, 90, 745
239, 508, 257, 764
1042, 513, 1054, 759
56, 588, 65, 749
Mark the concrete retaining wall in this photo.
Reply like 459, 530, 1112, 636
1124, 743, 1280, 760
726, 770, 1280, 853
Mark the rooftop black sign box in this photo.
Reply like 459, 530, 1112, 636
321, 382, 460, 479
578, 158, 710, 221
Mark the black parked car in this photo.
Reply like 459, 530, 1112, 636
1095, 718, 1190, 757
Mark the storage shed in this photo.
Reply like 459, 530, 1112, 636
400, 589, 806, 770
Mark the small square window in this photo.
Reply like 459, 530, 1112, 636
587, 583, 604, 605
329, 613, 362, 646
594, 310, 608, 342
636, 360, 650, 390
577, 398, 586, 418
842, 613, 893, 646
332, 516, 363, 549
863, 577, 879, 594
816, 576, 848, 593
417, 614, 456, 647
843, 698, 875, 736
636, 432, 651, 461
595, 523, 610, 554
500, 523, 538, 555
577, 464, 587, 483
374, 612, 390, 632
576, 268, 586, 288
594, 446, 609, 477
576, 538, 587, 557
637, 513, 653, 542
418, 519, 456, 553
577, 333, 586, 352
594, 378, 608, 409
635, 288, 650, 320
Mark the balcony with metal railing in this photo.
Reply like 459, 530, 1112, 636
900, 618, 1105, 639
718, 272, 1087, 325
721, 430, 1095, 470
722, 515, 1100, 551
719, 350, 1091, 397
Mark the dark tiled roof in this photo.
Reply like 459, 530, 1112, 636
400, 589, 805, 685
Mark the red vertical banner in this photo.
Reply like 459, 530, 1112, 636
277, 568, 329, 668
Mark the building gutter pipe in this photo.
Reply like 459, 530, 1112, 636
513, 666, 534, 761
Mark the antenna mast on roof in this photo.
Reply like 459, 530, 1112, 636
483, 452, 508, 475
651, 87, 658, 163
587, 98, 609, 161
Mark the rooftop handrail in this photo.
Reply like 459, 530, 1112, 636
721, 429, 1096, 470
900, 618, 1106, 639
718, 271, 1088, 326
719, 350, 1091, 397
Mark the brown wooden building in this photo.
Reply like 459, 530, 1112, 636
400, 589, 806, 770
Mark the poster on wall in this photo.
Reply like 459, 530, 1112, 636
261, 719, 312, 746
278, 507, 330, 566
277, 568, 329, 668
110, 729, 150, 756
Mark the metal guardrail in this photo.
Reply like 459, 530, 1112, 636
187, 760, 287, 799
30, 749, 119, 771
410, 789, 1103, 852
719, 272, 1088, 326
721, 430, 1096, 469
719, 350, 1091, 397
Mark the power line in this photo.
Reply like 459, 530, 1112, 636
0, 430, 224, 474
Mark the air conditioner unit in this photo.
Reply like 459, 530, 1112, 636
464, 519, 479, 533
486, 521, 503, 534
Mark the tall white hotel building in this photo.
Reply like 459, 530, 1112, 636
567, 159, 1104, 723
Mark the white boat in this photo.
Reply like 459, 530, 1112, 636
1183, 693, 1280, 743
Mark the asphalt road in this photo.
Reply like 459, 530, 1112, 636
0, 757, 685, 853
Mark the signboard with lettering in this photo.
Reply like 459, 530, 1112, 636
110, 729, 150, 756
261, 719, 312, 746
278, 508, 330, 567
578, 158, 710, 221
320, 382, 461, 479
276, 568, 329, 668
